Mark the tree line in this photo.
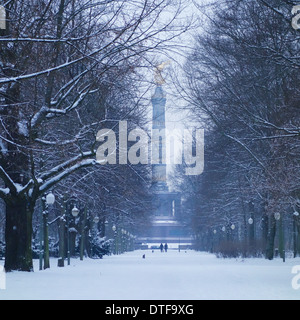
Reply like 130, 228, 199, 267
174, 0, 300, 260
0, 0, 190, 271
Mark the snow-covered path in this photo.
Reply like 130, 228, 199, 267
0, 250, 300, 300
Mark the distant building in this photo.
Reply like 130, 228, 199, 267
136, 84, 193, 250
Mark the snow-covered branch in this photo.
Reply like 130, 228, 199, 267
31, 86, 97, 128
0, 166, 17, 195
39, 158, 98, 194
38, 151, 97, 183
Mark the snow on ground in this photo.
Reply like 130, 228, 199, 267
0, 250, 300, 300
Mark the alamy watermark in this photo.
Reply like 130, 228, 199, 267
0, 6, 6, 30
0, 265, 6, 290
291, 265, 300, 290
292, 5, 300, 30
96, 121, 204, 176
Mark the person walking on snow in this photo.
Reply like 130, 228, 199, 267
160, 243, 164, 252
164, 243, 168, 252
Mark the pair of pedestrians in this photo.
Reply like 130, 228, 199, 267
160, 243, 168, 252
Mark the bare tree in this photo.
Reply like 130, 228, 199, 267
0, 0, 190, 271
178, 0, 300, 258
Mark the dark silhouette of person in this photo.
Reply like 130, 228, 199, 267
164, 243, 168, 252
160, 243, 164, 252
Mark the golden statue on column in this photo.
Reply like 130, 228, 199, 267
154, 60, 171, 85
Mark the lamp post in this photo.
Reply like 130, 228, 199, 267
79, 206, 87, 261
72, 205, 80, 217
39, 197, 44, 271
66, 204, 80, 265
57, 199, 65, 268
248, 217, 254, 252
230, 224, 235, 242
274, 212, 285, 262
248, 216, 255, 249
43, 191, 55, 270
112, 225, 117, 254
91, 214, 100, 254
104, 220, 109, 238
221, 226, 226, 243
46, 192, 55, 205
71, 206, 80, 259
94, 215, 100, 226
212, 229, 217, 252
121, 229, 126, 253
293, 211, 300, 257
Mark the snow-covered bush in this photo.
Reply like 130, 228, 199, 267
32, 237, 59, 259
49, 237, 59, 257
215, 240, 264, 259
89, 235, 112, 259
215, 241, 241, 259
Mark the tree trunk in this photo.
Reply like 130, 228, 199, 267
4, 198, 34, 272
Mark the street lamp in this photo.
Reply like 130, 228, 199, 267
212, 229, 217, 253
93, 216, 100, 224
112, 225, 117, 254
46, 192, 55, 205
104, 220, 109, 238
121, 229, 125, 253
274, 212, 285, 262
221, 226, 226, 232
66, 204, 80, 265
274, 212, 280, 221
230, 224, 235, 242
39, 197, 45, 271
72, 206, 80, 217
42, 192, 55, 270
293, 211, 299, 257
248, 217, 255, 252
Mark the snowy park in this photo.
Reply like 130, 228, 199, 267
1, 250, 300, 300
0, 0, 299, 305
